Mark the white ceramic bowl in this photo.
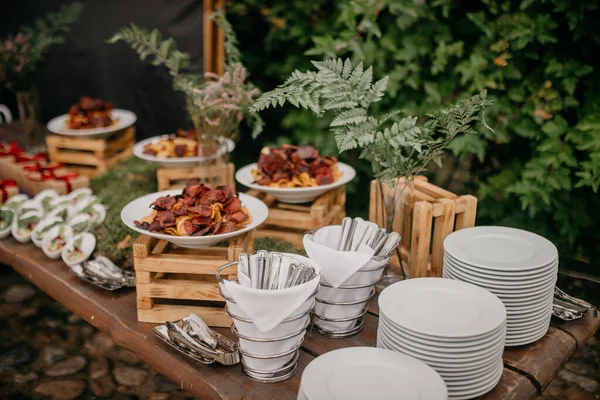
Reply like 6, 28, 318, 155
120, 190, 268, 248
46, 109, 137, 138
11, 211, 43, 243
42, 224, 73, 259
0, 208, 16, 239
235, 162, 356, 204
133, 134, 235, 168
32, 216, 64, 247
61, 232, 96, 266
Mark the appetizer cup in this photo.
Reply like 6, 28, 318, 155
0, 207, 16, 239
67, 188, 93, 208
47, 204, 69, 222
11, 211, 43, 243
32, 216, 64, 247
61, 232, 96, 266
42, 224, 73, 259
3, 194, 29, 211
85, 203, 106, 227
34, 189, 59, 213
68, 214, 93, 235
19, 199, 44, 216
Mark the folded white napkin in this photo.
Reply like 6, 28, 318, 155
303, 225, 375, 288
222, 255, 320, 333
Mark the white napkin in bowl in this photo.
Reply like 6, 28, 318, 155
304, 226, 374, 288
222, 255, 320, 333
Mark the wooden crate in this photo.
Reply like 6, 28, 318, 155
157, 162, 234, 191
46, 127, 134, 178
247, 187, 346, 248
369, 176, 477, 278
132, 230, 254, 326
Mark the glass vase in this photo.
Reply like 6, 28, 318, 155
16, 89, 45, 151
376, 177, 415, 290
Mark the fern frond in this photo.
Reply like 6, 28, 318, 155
331, 108, 368, 127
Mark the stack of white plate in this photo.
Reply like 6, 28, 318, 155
443, 226, 558, 346
298, 347, 447, 400
377, 278, 506, 400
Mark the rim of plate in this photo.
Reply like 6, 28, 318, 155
300, 347, 447, 400
442, 271, 557, 298
378, 321, 505, 354
444, 251, 558, 278
441, 359, 503, 386
133, 134, 235, 164
444, 226, 558, 271
235, 162, 356, 193
445, 363, 503, 399
442, 264, 558, 290
46, 109, 137, 136
120, 190, 268, 243
378, 278, 506, 338
506, 322, 550, 341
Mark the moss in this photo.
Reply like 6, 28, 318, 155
255, 237, 305, 256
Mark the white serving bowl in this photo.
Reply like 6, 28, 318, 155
61, 232, 96, 266
46, 109, 137, 138
0, 208, 16, 239
120, 190, 268, 248
32, 216, 64, 247
133, 134, 235, 168
235, 162, 356, 204
42, 224, 73, 259
3, 194, 28, 211
11, 211, 43, 243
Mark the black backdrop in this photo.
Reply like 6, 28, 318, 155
1, 0, 204, 139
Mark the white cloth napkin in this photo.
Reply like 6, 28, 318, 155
222, 256, 320, 333
303, 225, 374, 288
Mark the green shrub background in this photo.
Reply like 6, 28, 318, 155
228, 0, 600, 265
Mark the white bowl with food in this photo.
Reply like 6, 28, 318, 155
120, 184, 268, 249
61, 232, 96, 266
0, 208, 16, 239
11, 211, 43, 243
32, 216, 64, 247
42, 224, 73, 259
133, 134, 235, 168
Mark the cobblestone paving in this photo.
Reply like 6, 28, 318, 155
1, 266, 598, 399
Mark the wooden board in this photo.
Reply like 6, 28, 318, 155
1, 238, 599, 400
157, 162, 234, 191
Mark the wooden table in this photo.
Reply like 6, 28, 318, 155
1, 237, 598, 400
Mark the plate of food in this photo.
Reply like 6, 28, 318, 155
235, 145, 356, 203
47, 96, 136, 138
120, 180, 268, 248
133, 130, 235, 168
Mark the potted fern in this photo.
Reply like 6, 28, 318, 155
108, 9, 263, 157
250, 58, 491, 280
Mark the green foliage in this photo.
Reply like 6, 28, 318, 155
230, 0, 600, 264
251, 57, 490, 186
0, 2, 83, 91
107, 8, 264, 141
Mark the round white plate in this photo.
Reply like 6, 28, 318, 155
46, 109, 137, 138
442, 359, 503, 386
378, 322, 505, 354
300, 347, 447, 400
444, 226, 558, 271
120, 190, 268, 248
444, 256, 558, 283
133, 135, 235, 168
378, 278, 506, 339
446, 361, 503, 400
506, 324, 549, 346
377, 335, 504, 368
443, 272, 556, 299
444, 252, 558, 279
235, 162, 356, 204
443, 268, 557, 293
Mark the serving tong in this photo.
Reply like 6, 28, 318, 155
238, 251, 316, 290
552, 287, 597, 321
152, 313, 239, 365
69, 257, 135, 291
337, 217, 400, 256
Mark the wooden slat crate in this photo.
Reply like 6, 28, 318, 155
246, 187, 346, 248
157, 162, 234, 191
132, 230, 254, 326
46, 127, 135, 178
369, 176, 477, 278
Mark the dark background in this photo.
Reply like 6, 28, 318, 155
1, 0, 205, 139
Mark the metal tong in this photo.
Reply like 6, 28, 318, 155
552, 287, 597, 321
153, 315, 239, 365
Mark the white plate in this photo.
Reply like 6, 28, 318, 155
444, 252, 558, 279
133, 134, 235, 168
444, 256, 558, 284
446, 361, 503, 400
46, 109, 137, 138
378, 321, 505, 354
378, 278, 506, 338
120, 190, 268, 248
444, 226, 558, 271
506, 324, 550, 346
300, 347, 447, 400
443, 272, 556, 299
235, 162, 356, 204
443, 269, 557, 294
377, 335, 504, 368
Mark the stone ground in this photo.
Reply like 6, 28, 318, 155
0, 266, 599, 400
